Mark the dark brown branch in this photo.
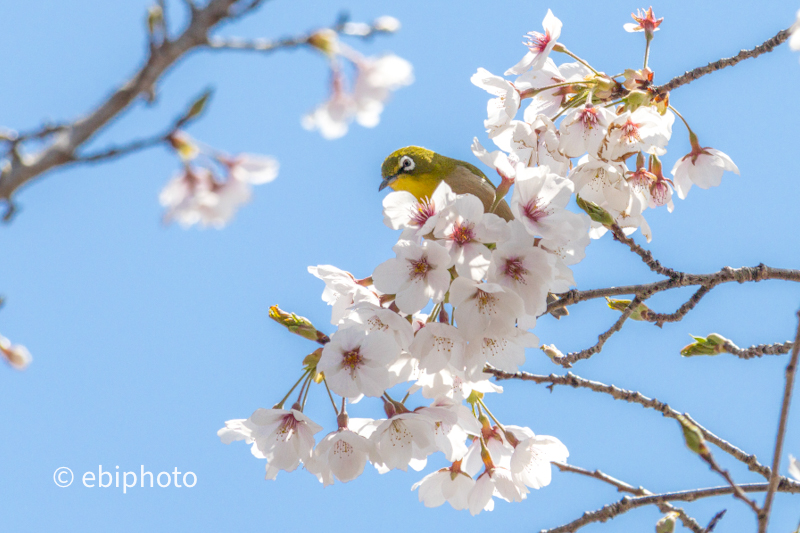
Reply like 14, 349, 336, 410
558, 295, 648, 367
540, 480, 800, 533
648, 285, 711, 327
610, 224, 681, 278
722, 340, 794, 360
0, 0, 247, 204
759, 310, 800, 532
546, 264, 800, 315
700, 453, 760, 515
554, 462, 703, 533
485, 367, 774, 479
653, 27, 792, 95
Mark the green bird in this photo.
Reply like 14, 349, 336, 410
379, 146, 514, 221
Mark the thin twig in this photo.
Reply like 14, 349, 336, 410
546, 264, 800, 315
610, 223, 681, 278
653, 27, 792, 95
704, 509, 726, 532
759, 310, 800, 532
699, 453, 760, 515
485, 367, 774, 479
559, 295, 648, 367
554, 462, 703, 532
540, 481, 800, 533
648, 285, 711, 327
722, 340, 794, 360
206, 17, 396, 53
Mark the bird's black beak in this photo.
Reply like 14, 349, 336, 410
378, 174, 398, 192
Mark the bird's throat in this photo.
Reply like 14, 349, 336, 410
389, 173, 440, 201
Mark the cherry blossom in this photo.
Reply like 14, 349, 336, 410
434, 193, 509, 280
600, 106, 673, 162
413, 464, 475, 510
410, 322, 467, 373
218, 407, 322, 480
305, 416, 374, 486
382, 181, 456, 235
372, 239, 452, 314
366, 412, 439, 472
505, 425, 569, 490
505, 9, 563, 75
470, 68, 521, 137
510, 164, 577, 241
449, 277, 524, 340
558, 100, 615, 158
671, 139, 739, 199
308, 265, 380, 325
0, 334, 31, 370
318, 327, 401, 399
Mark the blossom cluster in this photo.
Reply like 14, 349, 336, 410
471, 8, 738, 242
159, 132, 279, 228
218, 7, 743, 514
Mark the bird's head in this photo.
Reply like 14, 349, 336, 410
379, 146, 450, 197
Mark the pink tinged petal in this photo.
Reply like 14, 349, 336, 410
468, 473, 496, 515
414, 471, 448, 508
372, 257, 409, 294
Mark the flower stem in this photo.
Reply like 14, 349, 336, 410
643, 35, 652, 70
478, 398, 507, 433
274, 368, 311, 409
322, 376, 339, 415
556, 46, 599, 75
519, 80, 593, 99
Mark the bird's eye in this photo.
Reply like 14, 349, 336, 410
399, 155, 415, 172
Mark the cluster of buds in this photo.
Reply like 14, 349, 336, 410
159, 132, 278, 228
302, 17, 414, 139
470, 7, 738, 243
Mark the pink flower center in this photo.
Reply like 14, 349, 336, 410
620, 119, 642, 144
502, 257, 529, 283
333, 438, 354, 458
627, 169, 654, 191
524, 30, 551, 54
578, 107, 600, 130
342, 348, 363, 376
522, 198, 547, 223
649, 180, 670, 206
277, 415, 298, 441
408, 256, 432, 280
410, 199, 436, 227
450, 221, 476, 245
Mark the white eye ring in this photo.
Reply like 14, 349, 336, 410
399, 155, 415, 172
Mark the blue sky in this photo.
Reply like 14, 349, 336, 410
2, 0, 800, 531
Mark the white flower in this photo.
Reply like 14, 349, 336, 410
569, 156, 633, 213
318, 327, 400, 399
308, 265, 380, 325
302, 73, 355, 140
558, 101, 615, 158
339, 302, 414, 350
505, 10, 563, 75
789, 454, 800, 481
413, 467, 475, 510
468, 468, 527, 515
412, 364, 502, 401
515, 60, 593, 120
218, 407, 322, 480
382, 181, 456, 235
671, 145, 739, 200
506, 425, 569, 490
510, 165, 576, 241
600, 107, 673, 162
410, 322, 467, 373
367, 413, 439, 472
0, 334, 31, 370
228, 154, 279, 184
434, 193, 509, 280
159, 167, 232, 229
372, 239, 452, 315
449, 277, 524, 340
470, 68, 521, 137
305, 417, 374, 486
353, 54, 414, 128
463, 330, 538, 376
487, 221, 557, 317
791, 10, 800, 52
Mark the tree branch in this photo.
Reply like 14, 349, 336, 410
652, 27, 792, 95
610, 224, 681, 278
546, 264, 800, 315
699, 452, 760, 515
648, 285, 711, 327
554, 462, 703, 533
557, 294, 648, 367
540, 480, 800, 533
484, 367, 774, 479
721, 340, 794, 360
759, 310, 800, 532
